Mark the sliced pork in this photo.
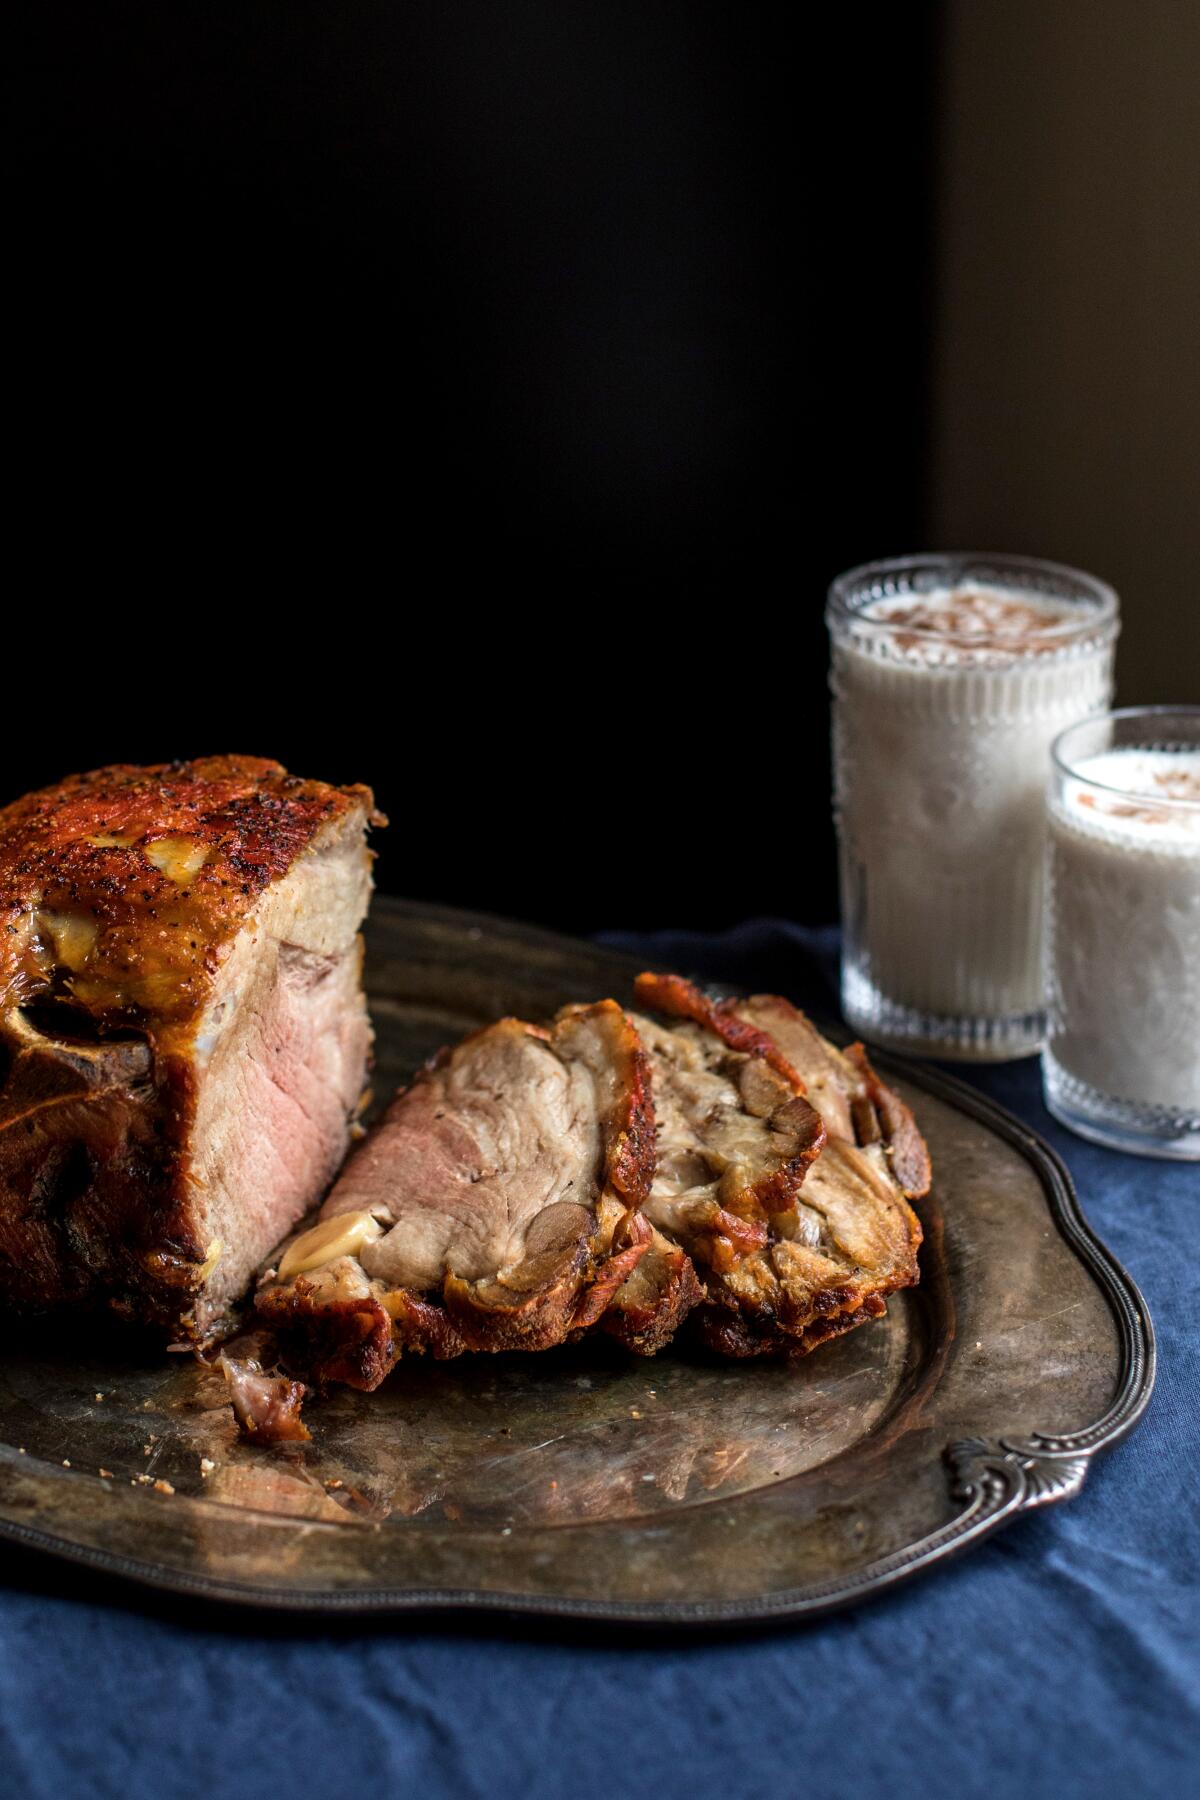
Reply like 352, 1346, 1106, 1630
254, 976, 929, 1405
598, 973, 816, 1277
0, 757, 378, 1341
590, 974, 824, 1356
729, 994, 932, 1199
257, 1000, 658, 1386
635, 976, 927, 1359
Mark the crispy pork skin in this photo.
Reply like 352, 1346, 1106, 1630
0, 757, 377, 1340
257, 1000, 657, 1384
633, 976, 925, 1359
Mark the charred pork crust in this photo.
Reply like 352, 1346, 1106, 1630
594, 1221, 703, 1356
0, 755, 377, 1031
0, 757, 378, 1337
632, 973, 811, 1090
256, 1000, 661, 1384
692, 1292, 890, 1359
256, 1258, 401, 1391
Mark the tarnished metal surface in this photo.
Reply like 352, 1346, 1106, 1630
0, 899, 1154, 1621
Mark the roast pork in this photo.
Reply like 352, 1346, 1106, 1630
583, 973, 826, 1356
730, 994, 932, 1199
633, 977, 927, 1358
0, 756, 378, 1341
255, 977, 929, 1405
256, 1000, 658, 1387
628, 973, 827, 1264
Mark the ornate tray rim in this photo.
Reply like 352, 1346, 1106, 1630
0, 903, 1156, 1626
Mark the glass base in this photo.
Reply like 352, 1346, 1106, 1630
841, 964, 1044, 1063
1043, 1052, 1200, 1160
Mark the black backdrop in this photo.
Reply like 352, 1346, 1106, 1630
10, 3, 937, 931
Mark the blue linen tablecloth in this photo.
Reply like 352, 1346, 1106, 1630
0, 923, 1195, 1800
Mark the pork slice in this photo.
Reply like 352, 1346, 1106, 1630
632, 976, 924, 1359
628, 974, 825, 1264
690, 1136, 923, 1356
0, 756, 378, 1340
580, 975, 820, 1356
257, 999, 657, 1384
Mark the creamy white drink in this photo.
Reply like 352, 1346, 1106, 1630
1044, 713, 1200, 1158
827, 556, 1118, 1060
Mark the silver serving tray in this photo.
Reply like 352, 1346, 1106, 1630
0, 899, 1154, 1624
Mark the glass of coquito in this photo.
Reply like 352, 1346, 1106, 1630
827, 554, 1119, 1060
1044, 707, 1200, 1159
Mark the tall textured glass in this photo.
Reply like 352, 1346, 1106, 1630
1044, 707, 1200, 1158
827, 554, 1119, 1061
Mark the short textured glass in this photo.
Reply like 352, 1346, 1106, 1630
1044, 707, 1200, 1159
827, 554, 1119, 1061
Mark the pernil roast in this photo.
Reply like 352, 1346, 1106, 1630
255, 975, 928, 1424
0, 758, 930, 1442
0, 757, 379, 1341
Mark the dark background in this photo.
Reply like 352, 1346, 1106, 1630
10, 3, 1197, 932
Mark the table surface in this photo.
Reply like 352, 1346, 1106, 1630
1, 921, 1194, 1800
